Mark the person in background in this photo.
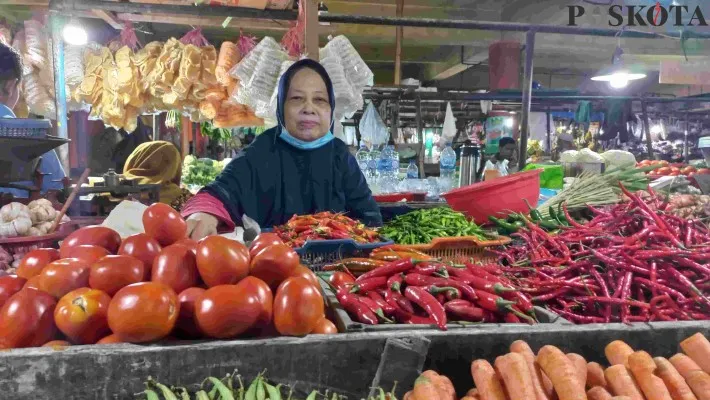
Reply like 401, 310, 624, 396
122, 141, 182, 204
0, 42, 66, 198
484, 137, 518, 177
181, 59, 381, 239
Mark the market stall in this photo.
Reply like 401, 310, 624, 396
0, 1, 709, 399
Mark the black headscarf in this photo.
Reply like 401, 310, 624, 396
276, 59, 336, 134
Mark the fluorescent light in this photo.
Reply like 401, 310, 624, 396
62, 23, 87, 46
651, 124, 663, 135
591, 71, 646, 83
505, 118, 514, 128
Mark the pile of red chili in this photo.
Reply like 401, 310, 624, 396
273, 212, 382, 248
328, 255, 538, 330
495, 185, 710, 324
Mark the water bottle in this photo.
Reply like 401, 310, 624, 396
368, 146, 381, 181
439, 142, 457, 193
390, 146, 400, 178
355, 144, 369, 173
406, 160, 419, 179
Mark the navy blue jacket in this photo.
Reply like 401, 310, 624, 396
203, 127, 382, 227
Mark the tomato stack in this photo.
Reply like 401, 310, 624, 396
638, 159, 710, 179
0, 203, 336, 349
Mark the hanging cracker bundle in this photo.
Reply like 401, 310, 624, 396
215, 41, 240, 87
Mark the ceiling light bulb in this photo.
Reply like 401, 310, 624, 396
505, 118, 514, 128
62, 24, 87, 46
609, 74, 629, 89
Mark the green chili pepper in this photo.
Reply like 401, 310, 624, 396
488, 216, 519, 234
537, 219, 560, 231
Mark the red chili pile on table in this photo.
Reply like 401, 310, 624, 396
328, 256, 538, 330
273, 212, 382, 248
495, 185, 710, 324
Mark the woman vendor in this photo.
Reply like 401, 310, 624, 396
181, 59, 381, 240
123, 141, 183, 204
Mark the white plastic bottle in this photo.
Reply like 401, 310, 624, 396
355, 143, 370, 174
406, 159, 419, 179
439, 142, 457, 192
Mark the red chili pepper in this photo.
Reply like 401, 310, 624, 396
404, 286, 448, 331
551, 308, 606, 324
349, 276, 388, 294
573, 296, 650, 309
619, 271, 634, 323
414, 262, 449, 277
383, 289, 414, 314
504, 313, 522, 323
335, 288, 378, 325
444, 299, 485, 322
387, 274, 403, 292
446, 266, 514, 295
366, 291, 397, 315
404, 315, 435, 325
662, 267, 710, 310
356, 258, 416, 282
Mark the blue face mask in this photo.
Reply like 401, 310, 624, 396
279, 127, 334, 150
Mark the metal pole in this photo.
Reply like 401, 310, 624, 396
318, 13, 710, 39
685, 112, 690, 164
519, 30, 535, 172
416, 96, 425, 178
640, 101, 654, 159
51, 14, 69, 174
546, 107, 551, 154
152, 114, 160, 141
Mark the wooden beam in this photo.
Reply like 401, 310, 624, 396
92, 9, 123, 30
393, 0, 403, 85
0, 0, 48, 5
116, 13, 294, 31
303, 0, 319, 60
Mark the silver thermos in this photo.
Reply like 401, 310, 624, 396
458, 141, 481, 187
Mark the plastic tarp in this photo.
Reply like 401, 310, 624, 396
359, 101, 389, 146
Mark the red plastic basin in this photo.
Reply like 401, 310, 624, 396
441, 169, 542, 225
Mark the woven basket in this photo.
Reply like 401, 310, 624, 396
396, 236, 511, 263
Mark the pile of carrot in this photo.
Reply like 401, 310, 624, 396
402, 332, 710, 400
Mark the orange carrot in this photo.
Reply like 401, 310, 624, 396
472, 359, 508, 400
653, 356, 698, 400
421, 370, 456, 400
587, 362, 608, 390
680, 333, 710, 374
587, 387, 613, 400
495, 352, 536, 400
669, 354, 703, 380
685, 371, 710, 400
604, 365, 645, 400
412, 375, 443, 400
610, 397, 632, 400
403, 391, 413, 400
510, 340, 551, 400
567, 353, 588, 392
462, 397, 480, 400
605, 341, 634, 368
628, 351, 673, 400
467, 389, 480, 397
536, 345, 586, 400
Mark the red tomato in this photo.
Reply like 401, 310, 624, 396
250, 243, 300, 290
16, 248, 60, 279
656, 167, 672, 176
23, 275, 41, 291
107, 282, 179, 343
175, 287, 206, 338
682, 166, 697, 175
38, 258, 91, 299
59, 226, 121, 258
62, 245, 110, 265
328, 271, 355, 290
248, 233, 283, 259
273, 277, 324, 336
670, 171, 680, 176
195, 279, 267, 339
240, 276, 273, 329
143, 203, 187, 247
689, 172, 697, 177
311, 317, 338, 335
658, 160, 670, 167
670, 167, 681, 174
697, 168, 710, 175
88, 255, 145, 296
173, 238, 198, 254
639, 160, 651, 167
96, 333, 122, 345
54, 288, 111, 345
289, 265, 320, 291
195, 236, 250, 287
152, 245, 200, 294
0, 288, 58, 348
42, 340, 71, 348
0, 275, 27, 308
118, 233, 162, 281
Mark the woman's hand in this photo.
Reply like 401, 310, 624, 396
186, 212, 219, 240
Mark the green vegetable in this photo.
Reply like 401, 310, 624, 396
382, 207, 492, 245
182, 156, 225, 187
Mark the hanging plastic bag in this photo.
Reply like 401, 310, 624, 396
280, 2, 304, 57
359, 101, 389, 147
440, 102, 457, 146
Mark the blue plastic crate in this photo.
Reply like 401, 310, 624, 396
295, 237, 394, 271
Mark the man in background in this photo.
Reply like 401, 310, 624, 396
0, 42, 65, 198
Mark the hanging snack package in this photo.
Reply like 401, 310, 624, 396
215, 41, 241, 86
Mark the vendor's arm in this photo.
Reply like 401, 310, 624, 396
343, 152, 382, 227
181, 192, 236, 239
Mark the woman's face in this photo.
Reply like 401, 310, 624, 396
283, 68, 332, 142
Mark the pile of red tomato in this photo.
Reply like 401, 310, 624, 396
638, 159, 710, 179
0, 203, 337, 349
